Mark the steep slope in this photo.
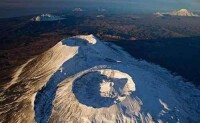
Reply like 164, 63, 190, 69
0, 41, 78, 123
1, 35, 200, 123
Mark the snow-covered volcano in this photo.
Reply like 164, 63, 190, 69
34, 35, 200, 123
155, 9, 199, 17
1, 35, 200, 123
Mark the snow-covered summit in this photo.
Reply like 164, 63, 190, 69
32, 35, 200, 123
96, 15, 105, 18
2, 34, 200, 123
155, 9, 199, 17
31, 14, 65, 22
175, 9, 198, 16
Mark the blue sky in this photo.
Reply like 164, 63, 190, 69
0, 0, 199, 18
0, 0, 199, 11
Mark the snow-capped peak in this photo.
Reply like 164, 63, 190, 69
155, 9, 199, 17
176, 9, 197, 16
31, 35, 200, 123
2, 34, 200, 123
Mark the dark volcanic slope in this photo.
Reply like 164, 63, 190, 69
111, 37, 200, 87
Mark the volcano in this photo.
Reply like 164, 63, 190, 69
155, 9, 199, 17
0, 35, 200, 123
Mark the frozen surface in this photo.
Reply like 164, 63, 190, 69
34, 35, 200, 123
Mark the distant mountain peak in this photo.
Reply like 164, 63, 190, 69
155, 9, 199, 17
176, 9, 195, 16
31, 14, 65, 22
72, 8, 83, 12
178, 8, 188, 12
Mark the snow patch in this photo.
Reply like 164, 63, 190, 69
155, 9, 199, 17
31, 14, 65, 22
73, 8, 84, 12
